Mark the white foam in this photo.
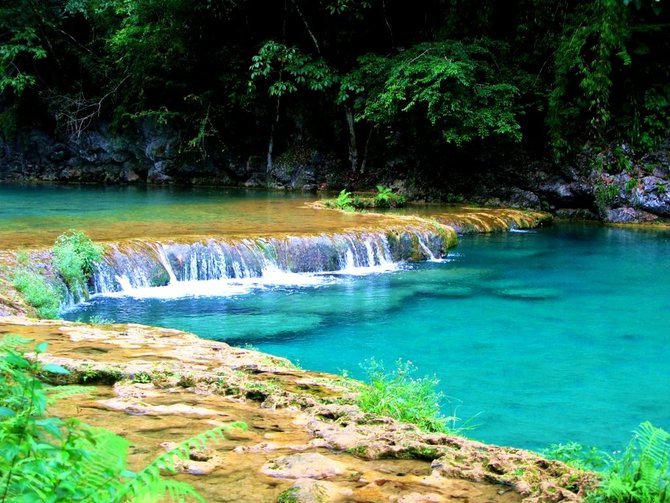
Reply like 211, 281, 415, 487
331, 262, 401, 276
93, 272, 336, 300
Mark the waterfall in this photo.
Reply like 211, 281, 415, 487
90, 227, 453, 297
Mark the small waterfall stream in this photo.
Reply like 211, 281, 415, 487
90, 227, 452, 297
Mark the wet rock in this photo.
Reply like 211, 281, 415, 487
604, 207, 658, 223
147, 160, 173, 183
261, 452, 347, 480
397, 492, 444, 502
506, 188, 541, 210
635, 176, 670, 216
145, 136, 176, 161
278, 478, 340, 503
539, 175, 593, 209
161, 442, 223, 475
0, 317, 598, 502
554, 208, 598, 220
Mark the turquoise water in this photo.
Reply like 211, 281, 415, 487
66, 224, 670, 452
0, 184, 324, 248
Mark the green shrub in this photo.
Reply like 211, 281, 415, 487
0, 336, 246, 502
374, 185, 406, 208
544, 423, 670, 503
542, 441, 610, 471
357, 358, 466, 434
53, 230, 104, 294
12, 269, 61, 319
595, 182, 619, 212
591, 422, 670, 503
336, 189, 354, 210
624, 178, 639, 194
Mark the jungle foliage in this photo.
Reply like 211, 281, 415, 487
543, 422, 670, 503
1, 0, 669, 178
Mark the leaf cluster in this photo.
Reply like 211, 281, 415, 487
542, 422, 670, 503
349, 40, 521, 146
250, 41, 336, 97
12, 270, 61, 320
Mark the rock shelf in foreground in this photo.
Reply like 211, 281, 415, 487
0, 317, 597, 502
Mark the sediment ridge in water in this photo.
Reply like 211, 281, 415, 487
91, 225, 453, 296
0, 206, 549, 313
0, 317, 596, 502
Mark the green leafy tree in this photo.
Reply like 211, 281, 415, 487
346, 40, 522, 147
250, 40, 336, 171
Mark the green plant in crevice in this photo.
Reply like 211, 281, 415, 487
12, 269, 61, 319
0, 336, 247, 502
624, 178, 639, 195
53, 230, 104, 297
595, 182, 620, 212
357, 358, 471, 434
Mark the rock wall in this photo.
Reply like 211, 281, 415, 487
0, 123, 343, 191
2, 126, 670, 223
464, 141, 670, 224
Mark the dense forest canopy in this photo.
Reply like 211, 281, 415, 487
1, 0, 668, 184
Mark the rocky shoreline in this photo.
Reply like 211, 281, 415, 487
0, 317, 598, 502
2, 128, 670, 225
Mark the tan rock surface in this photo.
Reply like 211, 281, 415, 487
0, 317, 596, 502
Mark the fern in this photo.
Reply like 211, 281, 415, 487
593, 422, 670, 503
45, 385, 91, 404
0, 336, 248, 502
119, 422, 247, 502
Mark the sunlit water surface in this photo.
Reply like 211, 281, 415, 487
0, 184, 391, 248
66, 225, 670, 452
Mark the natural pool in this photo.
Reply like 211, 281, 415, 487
65, 223, 670, 452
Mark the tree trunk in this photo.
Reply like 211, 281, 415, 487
267, 95, 282, 174
345, 106, 358, 173
360, 126, 374, 174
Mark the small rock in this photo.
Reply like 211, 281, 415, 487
278, 478, 340, 503
397, 493, 444, 503
261, 453, 347, 480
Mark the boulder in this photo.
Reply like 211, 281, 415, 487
604, 207, 658, 223
636, 176, 670, 216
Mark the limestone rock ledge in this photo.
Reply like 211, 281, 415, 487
0, 316, 598, 502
